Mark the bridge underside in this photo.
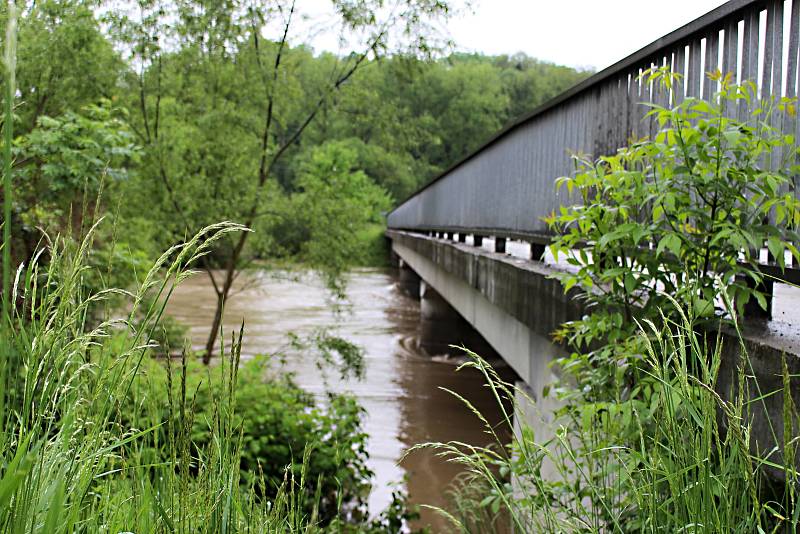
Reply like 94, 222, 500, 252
388, 229, 579, 400
388, 229, 800, 477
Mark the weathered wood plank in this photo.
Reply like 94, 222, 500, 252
688, 38, 703, 97
705, 30, 720, 99
786, 0, 799, 98
771, 0, 784, 96
725, 20, 739, 79
763, 1, 777, 97
674, 43, 687, 104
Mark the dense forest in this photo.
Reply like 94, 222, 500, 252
11, 1, 588, 258
0, 1, 590, 531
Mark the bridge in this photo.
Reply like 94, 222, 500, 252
386, 0, 800, 467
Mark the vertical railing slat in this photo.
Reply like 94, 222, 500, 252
688, 38, 703, 98
771, 0, 785, 97
786, 0, 800, 98
742, 7, 760, 83
763, 1, 777, 97
726, 20, 740, 80
705, 30, 720, 99
740, 6, 761, 120
675, 43, 688, 104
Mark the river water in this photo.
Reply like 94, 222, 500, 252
165, 267, 508, 531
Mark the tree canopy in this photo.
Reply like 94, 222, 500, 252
2, 0, 590, 358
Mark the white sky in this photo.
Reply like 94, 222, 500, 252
301, 0, 731, 70
447, 0, 730, 70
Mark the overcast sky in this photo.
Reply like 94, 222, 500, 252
303, 0, 731, 71
447, 0, 730, 70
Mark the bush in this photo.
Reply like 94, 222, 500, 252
420, 71, 800, 533
129, 354, 373, 523
546, 68, 800, 398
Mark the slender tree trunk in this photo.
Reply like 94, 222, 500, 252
203, 233, 247, 362
200, 4, 377, 363
203, 266, 235, 363
204, 290, 225, 363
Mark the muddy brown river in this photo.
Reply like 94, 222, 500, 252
166, 267, 508, 531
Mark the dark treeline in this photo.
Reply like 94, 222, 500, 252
8, 0, 589, 261
7, 0, 589, 361
298, 52, 590, 202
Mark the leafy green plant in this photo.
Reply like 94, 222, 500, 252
418, 303, 799, 532
546, 69, 800, 398
129, 353, 373, 524
263, 142, 391, 286
12, 100, 138, 240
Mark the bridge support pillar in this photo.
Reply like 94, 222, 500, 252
495, 237, 506, 254
419, 280, 501, 358
397, 260, 421, 299
388, 249, 401, 267
420, 281, 462, 354
530, 242, 546, 261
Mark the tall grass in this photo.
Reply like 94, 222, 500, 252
0, 217, 387, 532
415, 301, 800, 533
1, 0, 18, 447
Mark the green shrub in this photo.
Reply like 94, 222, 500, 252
129, 354, 373, 523
546, 68, 800, 398
420, 306, 799, 533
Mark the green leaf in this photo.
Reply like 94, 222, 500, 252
624, 273, 637, 294
753, 290, 768, 311
656, 234, 682, 258
766, 237, 785, 267
693, 297, 715, 317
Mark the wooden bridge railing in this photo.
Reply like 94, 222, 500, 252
387, 0, 800, 313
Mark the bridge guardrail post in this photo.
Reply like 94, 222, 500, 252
741, 275, 774, 319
